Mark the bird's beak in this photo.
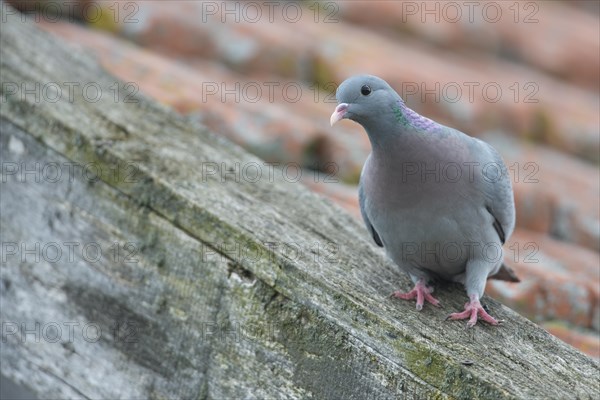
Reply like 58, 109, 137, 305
330, 103, 349, 126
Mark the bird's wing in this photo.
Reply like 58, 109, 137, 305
359, 180, 383, 248
474, 138, 516, 244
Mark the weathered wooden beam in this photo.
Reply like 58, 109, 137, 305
1, 5, 598, 399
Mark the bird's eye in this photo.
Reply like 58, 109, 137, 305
360, 85, 372, 96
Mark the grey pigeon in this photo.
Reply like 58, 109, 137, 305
331, 75, 518, 327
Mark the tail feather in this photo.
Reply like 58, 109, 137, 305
488, 263, 520, 283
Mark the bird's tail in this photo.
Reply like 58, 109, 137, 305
488, 263, 520, 282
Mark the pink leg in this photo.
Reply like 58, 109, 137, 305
447, 294, 499, 328
391, 280, 441, 310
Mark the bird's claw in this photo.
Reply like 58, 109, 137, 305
446, 296, 499, 327
391, 281, 441, 310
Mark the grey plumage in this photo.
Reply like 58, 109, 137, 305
331, 75, 518, 326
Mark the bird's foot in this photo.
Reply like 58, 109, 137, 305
446, 294, 499, 328
391, 280, 441, 311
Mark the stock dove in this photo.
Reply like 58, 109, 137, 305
330, 75, 518, 327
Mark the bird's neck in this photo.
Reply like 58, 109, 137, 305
393, 100, 439, 132
365, 100, 439, 153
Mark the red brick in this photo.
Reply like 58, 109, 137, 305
334, 1, 600, 92
486, 135, 600, 252
488, 229, 600, 330
94, 0, 600, 162
37, 19, 369, 179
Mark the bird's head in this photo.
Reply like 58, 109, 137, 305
330, 75, 401, 128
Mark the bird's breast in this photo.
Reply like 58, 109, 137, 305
361, 145, 491, 276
